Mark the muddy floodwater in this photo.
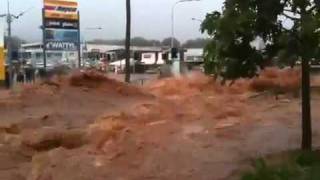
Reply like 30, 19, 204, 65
1, 69, 320, 180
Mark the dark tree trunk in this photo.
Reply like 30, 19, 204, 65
301, 56, 312, 151
125, 0, 131, 83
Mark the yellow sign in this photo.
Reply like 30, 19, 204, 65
45, 11, 78, 20
44, 0, 78, 20
0, 47, 4, 81
44, 0, 78, 7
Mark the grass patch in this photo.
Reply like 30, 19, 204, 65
241, 151, 320, 180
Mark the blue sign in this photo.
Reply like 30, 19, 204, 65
45, 29, 79, 42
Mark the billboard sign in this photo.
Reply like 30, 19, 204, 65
44, 0, 78, 8
45, 6, 77, 13
44, 0, 78, 20
44, 19, 78, 29
45, 29, 78, 51
43, 0, 80, 56
0, 21, 5, 81
45, 11, 78, 20
45, 41, 78, 51
45, 29, 78, 42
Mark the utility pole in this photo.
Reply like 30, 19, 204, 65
0, 0, 31, 88
41, 9, 47, 72
6, 0, 13, 88
77, 11, 81, 68
300, 6, 312, 151
125, 0, 131, 83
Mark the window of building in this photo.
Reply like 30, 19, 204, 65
143, 54, 152, 59
186, 56, 194, 61
36, 52, 43, 59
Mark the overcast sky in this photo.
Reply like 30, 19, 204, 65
0, 0, 224, 43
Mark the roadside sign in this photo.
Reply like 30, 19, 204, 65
44, 0, 79, 20
45, 29, 79, 42
44, 19, 79, 29
45, 41, 78, 51
45, 11, 78, 20
44, 0, 78, 8
42, 0, 81, 67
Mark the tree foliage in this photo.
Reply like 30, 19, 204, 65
88, 39, 125, 45
182, 38, 209, 48
131, 37, 161, 47
4, 36, 27, 50
201, 0, 320, 79
202, 0, 320, 151
89, 37, 160, 47
161, 37, 180, 47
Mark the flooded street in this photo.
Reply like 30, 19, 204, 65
0, 69, 317, 179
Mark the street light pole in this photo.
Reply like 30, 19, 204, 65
81, 27, 103, 67
171, 2, 178, 48
7, 0, 11, 37
82, 27, 103, 46
171, 0, 200, 48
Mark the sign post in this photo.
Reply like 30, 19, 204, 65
42, 0, 80, 69
42, 8, 47, 71
77, 11, 81, 68
0, 21, 5, 84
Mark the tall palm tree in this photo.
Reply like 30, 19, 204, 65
125, 0, 131, 83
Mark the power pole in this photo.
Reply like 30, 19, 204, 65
125, 0, 131, 83
7, 0, 13, 88
300, 6, 312, 151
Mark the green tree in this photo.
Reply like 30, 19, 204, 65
89, 37, 161, 47
182, 38, 209, 48
161, 37, 180, 47
88, 39, 125, 45
131, 37, 161, 47
4, 36, 26, 51
202, 0, 320, 150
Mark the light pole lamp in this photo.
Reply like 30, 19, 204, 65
191, 18, 202, 22
81, 27, 103, 66
82, 27, 103, 45
171, 0, 201, 48
85, 27, 103, 30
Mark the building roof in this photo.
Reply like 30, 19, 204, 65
86, 44, 164, 52
22, 42, 165, 53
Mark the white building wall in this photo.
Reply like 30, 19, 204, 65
184, 48, 204, 63
141, 52, 164, 65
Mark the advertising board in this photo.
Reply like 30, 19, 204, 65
45, 29, 78, 42
45, 41, 78, 51
42, 0, 80, 66
44, 19, 79, 29
44, 0, 78, 8
45, 11, 78, 20
44, 0, 78, 20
